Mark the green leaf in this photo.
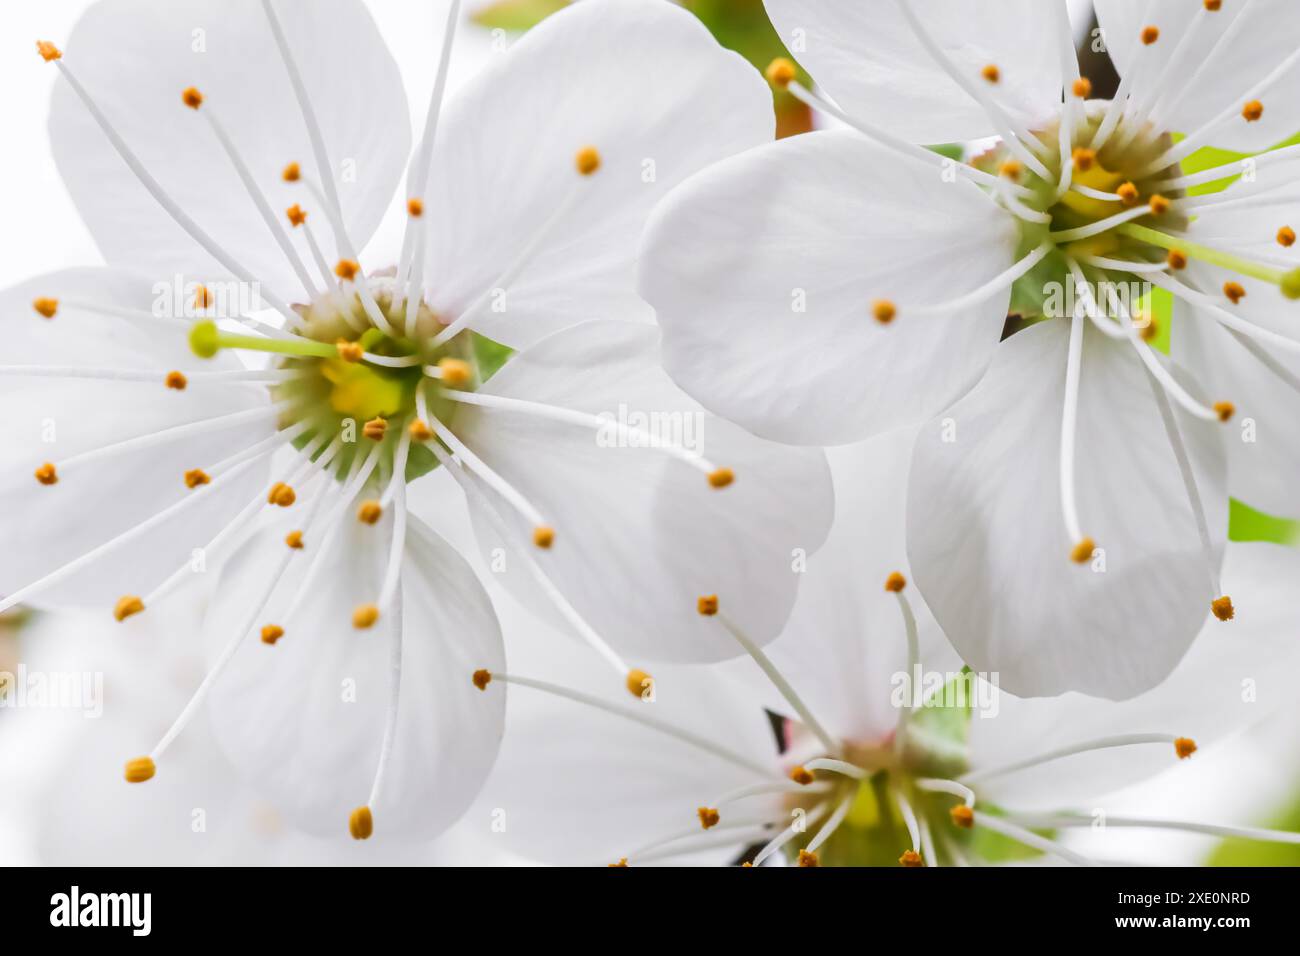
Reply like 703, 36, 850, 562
470, 0, 569, 32
472, 332, 515, 383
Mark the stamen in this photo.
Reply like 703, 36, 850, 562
764, 57, 796, 90
1211, 595, 1234, 621
408, 419, 433, 442
472, 669, 492, 691
335, 259, 360, 281
710, 780, 828, 808
906, 243, 1053, 317
1242, 99, 1264, 122
406, 198, 423, 218
798, 849, 819, 867
51, 56, 297, 323
286, 204, 307, 226
962, 733, 1189, 783
1118, 182, 1140, 206
362, 417, 387, 442
916, 777, 976, 808
184, 468, 211, 489
872, 299, 897, 324
950, 806, 975, 829
1175, 736, 1198, 758
804, 793, 854, 854
440, 390, 727, 482
697, 807, 720, 830
261, 624, 284, 645
1058, 297, 1091, 559
114, 595, 144, 622
426, 414, 550, 531
709, 602, 840, 756
533, 525, 555, 549
352, 604, 380, 629
348, 806, 373, 840
1141, 25, 1160, 45
1213, 401, 1235, 422
803, 757, 866, 780
981, 64, 1000, 84
268, 482, 297, 507
34, 463, 57, 486
1224, 281, 1246, 304
32, 297, 58, 318
1147, 271, 1300, 357
433, 357, 472, 386
1167, 249, 1188, 270
575, 146, 601, 176
789, 765, 815, 786
1072, 78, 1091, 98
1010, 812, 1300, 847
123, 756, 155, 783
751, 803, 830, 867
492, 672, 780, 779
1279, 226, 1297, 248
974, 811, 1096, 866
1072, 148, 1096, 172
282, 162, 301, 182
894, 787, 922, 855
357, 500, 383, 525
898, 850, 924, 867
35, 40, 62, 62
889, 576, 921, 753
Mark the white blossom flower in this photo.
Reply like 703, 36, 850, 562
0, 0, 831, 842
468, 430, 1300, 866
639, 0, 1300, 698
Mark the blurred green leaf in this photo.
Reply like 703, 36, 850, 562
1228, 498, 1299, 544
471, 0, 569, 32
1206, 792, 1300, 865
472, 332, 515, 382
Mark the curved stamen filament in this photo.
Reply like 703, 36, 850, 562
625, 827, 776, 866
893, 786, 922, 854
1089, 0, 1158, 152
1156, 143, 1300, 192
1155, 2, 1255, 125
891, 585, 921, 754
491, 672, 781, 780
439, 389, 724, 479
199, 103, 318, 299
892, 0, 1051, 176
375, 427, 412, 613
961, 733, 1186, 784
1008, 812, 1300, 846
911, 242, 1054, 319
0, 365, 292, 384
916, 777, 976, 808
1050, 205, 1158, 244
803, 757, 866, 780
804, 793, 855, 855
1147, 271, 1300, 357
427, 440, 633, 679
1049, 0, 1080, 201
1115, 5, 1215, 152
424, 412, 549, 532
364, 577, 404, 819
751, 802, 831, 867
625, 816, 777, 863
711, 611, 839, 757
1117, 223, 1296, 289
51, 57, 297, 324
710, 780, 831, 808
973, 811, 1097, 866
781, 80, 1028, 197
1075, 253, 1169, 274
1058, 300, 1089, 547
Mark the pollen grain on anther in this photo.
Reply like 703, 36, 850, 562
1278, 226, 1296, 248
1211, 595, 1234, 621
789, 765, 815, 786
1175, 737, 1198, 759
798, 849, 820, 867
1242, 100, 1264, 122
165, 370, 188, 390
353, 604, 380, 629
1070, 537, 1097, 564
124, 756, 155, 783
472, 669, 492, 691
348, 806, 373, 840
282, 162, 301, 182
114, 595, 145, 622
950, 805, 975, 829
357, 500, 383, 525
899, 850, 925, 867
707, 467, 734, 489
1223, 281, 1246, 304
625, 668, 654, 700
261, 624, 285, 645
363, 417, 388, 442
32, 297, 59, 318
286, 204, 307, 227
765, 57, 796, 90
575, 146, 601, 176
697, 594, 719, 616
884, 571, 907, 592
35, 40, 62, 62
181, 86, 203, 110
34, 462, 58, 486
698, 807, 720, 830
184, 468, 210, 489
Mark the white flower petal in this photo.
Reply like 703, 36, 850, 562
908, 319, 1228, 700
49, 0, 409, 297
453, 320, 834, 663
0, 269, 271, 608
206, 511, 505, 840
640, 130, 1021, 446
970, 543, 1300, 812
423, 0, 772, 349
1096, 0, 1300, 152
763, 0, 1063, 142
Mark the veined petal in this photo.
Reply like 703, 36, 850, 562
640, 130, 1020, 446
452, 320, 834, 663
1096, 0, 1300, 152
0, 269, 271, 608
205, 512, 505, 840
422, 0, 773, 349
908, 320, 1228, 700
764, 0, 1063, 142
48, 0, 409, 296
970, 543, 1300, 811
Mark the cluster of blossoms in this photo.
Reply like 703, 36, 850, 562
3, 0, 1300, 866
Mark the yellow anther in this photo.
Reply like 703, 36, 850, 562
408, 419, 433, 442
286, 203, 307, 227
1242, 99, 1264, 122
999, 160, 1023, 181
950, 805, 975, 829
268, 482, 296, 507
575, 146, 601, 176
1138, 314, 1159, 342
407, 197, 424, 217
1167, 249, 1188, 270
1148, 194, 1170, 215
707, 467, 734, 489
437, 357, 472, 387
34, 462, 58, 486
1072, 147, 1096, 172
336, 339, 363, 362
698, 807, 720, 830
1070, 537, 1096, 563
884, 571, 907, 592
334, 259, 360, 281
1223, 281, 1246, 304
1117, 182, 1140, 207
1204, 0, 1222, 9
472, 669, 492, 691
697, 594, 719, 616
114, 595, 144, 622
765, 57, 797, 90
181, 86, 203, 110
1278, 226, 1296, 248
899, 850, 924, 867
261, 624, 285, 645
124, 756, 155, 783
184, 468, 210, 489
36, 40, 62, 62
357, 500, 383, 525
193, 284, 213, 309
872, 299, 897, 324
348, 806, 373, 840
741, 862, 753, 868
981, 63, 1000, 84
1141, 25, 1160, 45
533, 525, 555, 549
1071, 77, 1092, 99
1211, 595, 1234, 621
797, 849, 820, 867
285, 530, 304, 549
353, 604, 380, 629
362, 417, 387, 442
626, 669, 654, 699
165, 370, 188, 390
1214, 401, 1235, 422
32, 297, 58, 318
789, 765, 814, 786
282, 162, 301, 182
609, 858, 629, 868
1174, 736, 1198, 759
